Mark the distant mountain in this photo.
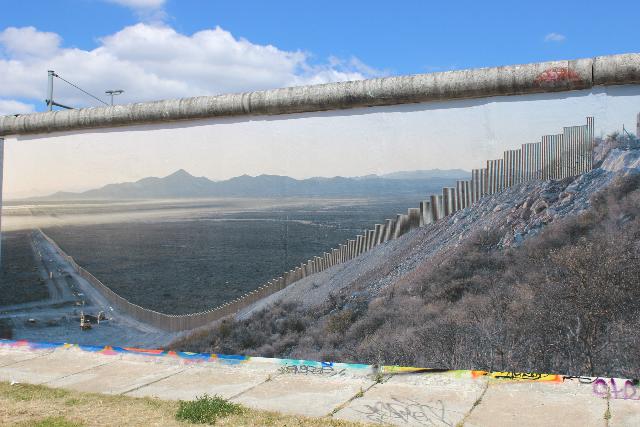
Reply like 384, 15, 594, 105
380, 169, 469, 180
38, 169, 470, 200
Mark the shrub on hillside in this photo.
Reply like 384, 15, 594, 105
173, 174, 640, 377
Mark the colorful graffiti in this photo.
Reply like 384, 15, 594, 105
382, 366, 451, 375
275, 359, 371, 377
471, 370, 563, 382
1, 338, 639, 399
0, 338, 250, 366
591, 378, 639, 400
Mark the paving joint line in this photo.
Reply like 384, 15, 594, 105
327, 373, 395, 418
456, 379, 490, 427
120, 367, 188, 396
604, 389, 612, 427
227, 370, 283, 401
40, 360, 117, 385
0, 350, 55, 369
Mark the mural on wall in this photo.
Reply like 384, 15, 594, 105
0, 82, 639, 344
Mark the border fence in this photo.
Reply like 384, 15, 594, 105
38, 118, 595, 332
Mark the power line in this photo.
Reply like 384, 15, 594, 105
53, 72, 109, 106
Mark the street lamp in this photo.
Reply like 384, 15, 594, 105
105, 89, 124, 105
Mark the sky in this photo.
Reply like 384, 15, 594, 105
1, 0, 638, 114
1, 0, 639, 198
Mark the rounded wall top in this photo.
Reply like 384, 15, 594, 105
1, 53, 639, 137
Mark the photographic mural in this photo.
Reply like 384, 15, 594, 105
1, 80, 640, 383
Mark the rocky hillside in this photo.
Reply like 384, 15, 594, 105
171, 146, 640, 378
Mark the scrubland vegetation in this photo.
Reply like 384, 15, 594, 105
41, 197, 419, 314
174, 173, 640, 378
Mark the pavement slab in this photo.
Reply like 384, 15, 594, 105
46, 358, 185, 395
1, 342, 639, 425
232, 371, 375, 418
465, 380, 607, 427
609, 398, 640, 426
334, 372, 487, 427
126, 362, 274, 400
0, 347, 52, 368
0, 348, 109, 385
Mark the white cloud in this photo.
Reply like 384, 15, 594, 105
0, 99, 35, 116
0, 26, 61, 58
0, 24, 381, 111
544, 32, 566, 42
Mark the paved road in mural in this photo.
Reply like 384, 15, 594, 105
0, 339, 637, 426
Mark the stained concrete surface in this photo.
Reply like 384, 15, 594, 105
334, 372, 487, 426
0, 344, 638, 426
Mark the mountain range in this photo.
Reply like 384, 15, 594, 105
39, 169, 470, 200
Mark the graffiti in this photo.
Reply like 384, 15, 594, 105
592, 378, 640, 400
277, 361, 347, 377
354, 397, 452, 426
534, 67, 582, 87
563, 375, 595, 384
471, 370, 563, 382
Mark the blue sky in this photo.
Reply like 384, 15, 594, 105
0, 0, 638, 114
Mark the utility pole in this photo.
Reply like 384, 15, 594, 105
46, 70, 54, 111
105, 90, 124, 105
45, 70, 73, 110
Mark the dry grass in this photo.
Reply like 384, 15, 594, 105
0, 381, 367, 427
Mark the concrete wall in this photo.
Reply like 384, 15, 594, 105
1, 54, 638, 137
0, 48, 616, 332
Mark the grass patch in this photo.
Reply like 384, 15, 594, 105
0, 382, 367, 426
176, 394, 244, 424
17, 416, 83, 427
64, 398, 81, 406
4, 383, 70, 401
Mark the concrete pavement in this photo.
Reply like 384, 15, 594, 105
0, 339, 638, 426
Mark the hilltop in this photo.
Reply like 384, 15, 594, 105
37, 169, 469, 200
172, 143, 640, 378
